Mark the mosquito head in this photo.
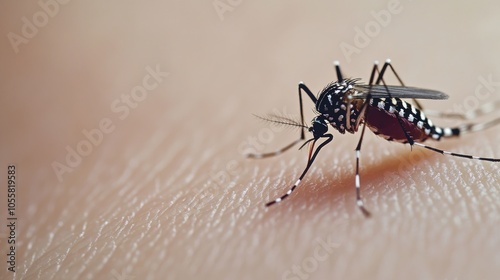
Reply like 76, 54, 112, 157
309, 115, 329, 139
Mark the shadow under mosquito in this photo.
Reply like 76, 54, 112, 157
262, 143, 439, 216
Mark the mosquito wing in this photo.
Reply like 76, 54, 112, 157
353, 84, 449, 100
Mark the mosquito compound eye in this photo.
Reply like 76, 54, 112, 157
251, 59, 499, 218
311, 116, 328, 138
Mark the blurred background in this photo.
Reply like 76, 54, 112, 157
1, 0, 500, 279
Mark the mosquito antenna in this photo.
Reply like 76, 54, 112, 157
247, 114, 309, 159
253, 114, 308, 130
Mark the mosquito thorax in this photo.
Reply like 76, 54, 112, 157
316, 79, 363, 134
250, 59, 499, 217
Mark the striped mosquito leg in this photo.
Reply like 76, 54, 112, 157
456, 117, 500, 135
247, 139, 302, 159
352, 92, 372, 217
265, 134, 334, 207
355, 150, 371, 217
413, 142, 500, 162
435, 117, 500, 141
265, 179, 301, 207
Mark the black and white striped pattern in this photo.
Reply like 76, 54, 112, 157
265, 180, 300, 207
248, 59, 499, 217
413, 142, 500, 162
316, 79, 362, 134
369, 97, 461, 141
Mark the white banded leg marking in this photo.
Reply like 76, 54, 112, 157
458, 117, 500, 134
264, 134, 334, 207
355, 150, 370, 216
295, 179, 301, 185
266, 179, 301, 206
413, 143, 500, 162
355, 151, 361, 190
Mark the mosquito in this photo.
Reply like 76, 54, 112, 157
248, 59, 500, 217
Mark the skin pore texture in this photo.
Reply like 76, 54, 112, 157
1, 1, 500, 279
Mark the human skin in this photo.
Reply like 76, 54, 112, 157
1, 1, 500, 280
